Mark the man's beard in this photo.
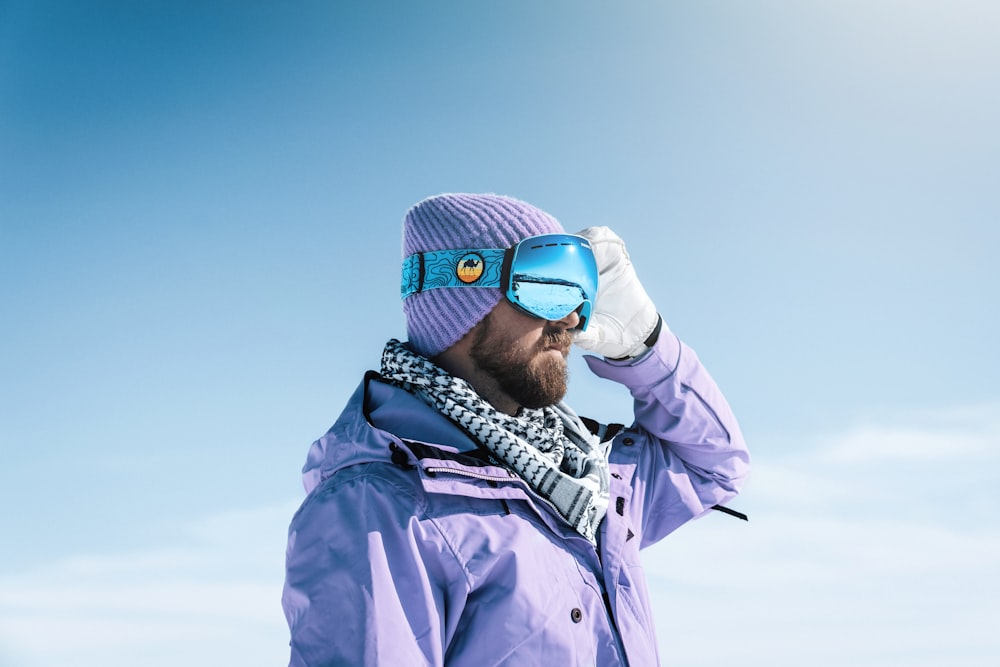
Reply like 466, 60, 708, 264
470, 312, 573, 410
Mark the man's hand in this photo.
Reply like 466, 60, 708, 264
573, 226, 662, 359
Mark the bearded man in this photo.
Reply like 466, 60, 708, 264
282, 193, 750, 666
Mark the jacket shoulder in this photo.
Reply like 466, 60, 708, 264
298, 459, 429, 523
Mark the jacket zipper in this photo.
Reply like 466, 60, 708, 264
422, 466, 515, 483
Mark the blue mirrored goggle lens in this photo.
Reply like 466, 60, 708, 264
509, 280, 590, 321
506, 235, 597, 329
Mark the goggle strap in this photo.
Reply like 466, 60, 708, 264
401, 248, 506, 298
400, 252, 424, 299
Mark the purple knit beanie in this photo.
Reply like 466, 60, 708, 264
402, 193, 565, 358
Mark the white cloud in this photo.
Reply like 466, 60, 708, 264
0, 501, 298, 667
818, 424, 994, 463
644, 404, 1000, 666
814, 402, 1000, 464
646, 513, 1000, 666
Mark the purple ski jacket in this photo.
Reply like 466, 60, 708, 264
282, 331, 749, 666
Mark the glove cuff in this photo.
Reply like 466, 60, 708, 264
609, 314, 663, 361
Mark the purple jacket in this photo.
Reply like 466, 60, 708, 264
282, 332, 749, 666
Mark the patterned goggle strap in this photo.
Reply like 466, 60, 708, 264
401, 248, 507, 299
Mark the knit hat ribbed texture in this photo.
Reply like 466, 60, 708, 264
402, 193, 564, 357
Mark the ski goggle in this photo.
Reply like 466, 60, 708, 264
401, 233, 598, 330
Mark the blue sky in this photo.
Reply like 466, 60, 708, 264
1, 1, 998, 665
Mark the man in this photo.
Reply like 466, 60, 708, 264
282, 193, 750, 666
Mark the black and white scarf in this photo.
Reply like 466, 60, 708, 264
381, 339, 610, 543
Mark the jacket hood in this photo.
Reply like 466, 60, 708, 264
301, 372, 480, 494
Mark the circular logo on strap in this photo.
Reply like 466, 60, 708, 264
455, 253, 485, 283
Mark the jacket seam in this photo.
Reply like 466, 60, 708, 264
424, 515, 474, 593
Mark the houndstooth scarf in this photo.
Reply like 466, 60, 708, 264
381, 339, 609, 543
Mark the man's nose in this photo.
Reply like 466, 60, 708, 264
550, 307, 582, 331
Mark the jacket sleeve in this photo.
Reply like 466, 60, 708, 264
282, 465, 468, 667
584, 330, 750, 546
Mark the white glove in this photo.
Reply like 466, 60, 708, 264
573, 226, 662, 359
